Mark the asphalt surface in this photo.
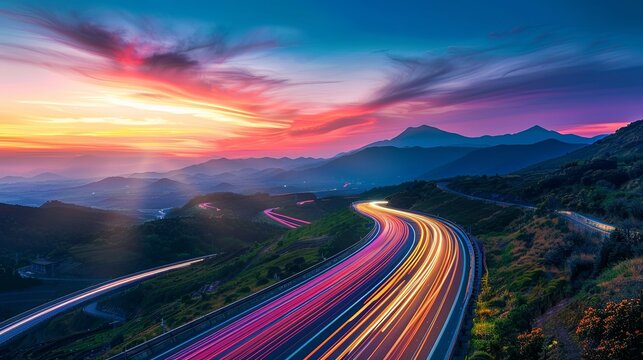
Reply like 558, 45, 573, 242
157, 201, 473, 360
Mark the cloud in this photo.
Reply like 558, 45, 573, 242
3, 9, 279, 70
366, 29, 643, 113
559, 121, 631, 136
0, 8, 290, 113
36, 117, 169, 126
290, 115, 375, 136
1, 9, 642, 158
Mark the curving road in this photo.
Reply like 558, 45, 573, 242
436, 182, 615, 236
156, 201, 474, 360
263, 207, 311, 229
0, 257, 209, 346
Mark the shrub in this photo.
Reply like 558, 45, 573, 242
517, 328, 545, 360
576, 297, 642, 360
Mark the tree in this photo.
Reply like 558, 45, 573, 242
576, 297, 642, 360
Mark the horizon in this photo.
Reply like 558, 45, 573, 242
1, 0, 642, 170
0, 121, 624, 177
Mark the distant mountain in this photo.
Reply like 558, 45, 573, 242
74, 176, 155, 192
423, 140, 586, 179
525, 120, 642, 171
0, 172, 65, 184
274, 146, 476, 186
30, 172, 66, 182
143, 178, 194, 194
367, 124, 601, 149
0, 175, 26, 184
166, 157, 323, 177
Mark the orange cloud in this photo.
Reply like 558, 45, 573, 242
559, 122, 631, 137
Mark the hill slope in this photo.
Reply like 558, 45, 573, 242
0, 200, 134, 252
525, 120, 643, 171
423, 140, 586, 179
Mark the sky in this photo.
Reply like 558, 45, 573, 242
1, 0, 642, 172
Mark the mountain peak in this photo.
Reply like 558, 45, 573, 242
365, 122, 597, 149
398, 125, 446, 136
523, 125, 550, 133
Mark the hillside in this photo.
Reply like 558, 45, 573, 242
274, 146, 476, 186
371, 181, 642, 360
422, 140, 585, 179
166, 157, 323, 177
525, 119, 643, 171
178, 192, 316, 219
0, 201, 134, 253
0, 192, 295, 323
449, 120, 643, 225
8, 206, 370, 358
367, 124, 600, 149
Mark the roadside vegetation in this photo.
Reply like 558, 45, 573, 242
370, 181, 642, 360
448, 120, 642, 229
5, 200, 369, 359
450, 155, 642, 228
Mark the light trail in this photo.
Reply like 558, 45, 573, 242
0, 257, 207, 345
556, 210, 615, 234
197, 202, 221, 211
263, 207, 311, 229
161, 201, 473, 360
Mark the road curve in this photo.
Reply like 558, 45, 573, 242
264, 207, 311, 229
436, 182, 615, 236
0, 257, 209, 346
159, 201, 474, 360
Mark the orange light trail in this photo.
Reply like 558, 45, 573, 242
164, 201, 474, 360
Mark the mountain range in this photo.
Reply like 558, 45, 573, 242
131, 157, 322, 179
366, 125, 602, 149
524, 120, 642, 171
0, 172, 67, 184
422, 140, 586, 179
272, 146, 477, 186
0, 123, 617, 211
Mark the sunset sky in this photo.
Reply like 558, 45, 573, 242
1, 0, 642, 169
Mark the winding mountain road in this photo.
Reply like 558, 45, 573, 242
436, 182, 615, 236
263, 207, 311, 228
156, 201, 474, 360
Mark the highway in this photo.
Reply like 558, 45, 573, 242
0, 257, 209, 346
155, 201, 474, 360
